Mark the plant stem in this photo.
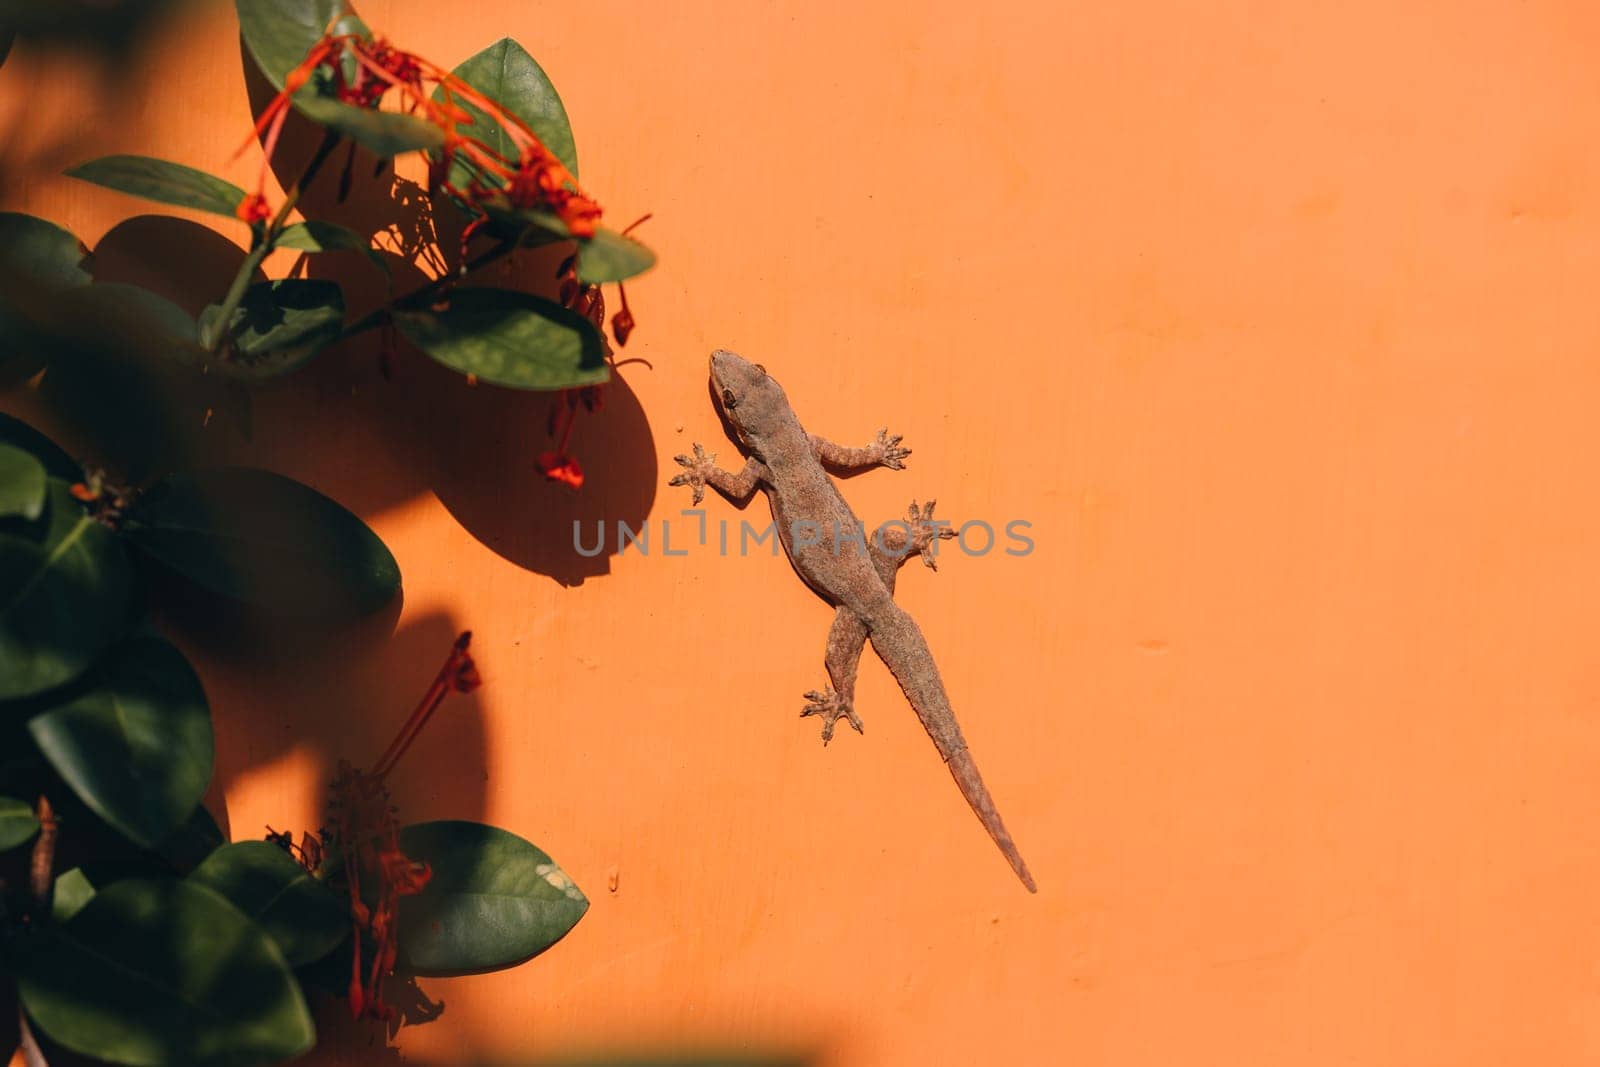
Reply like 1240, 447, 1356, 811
206, 130, 343, 353
28, 794, 55, 907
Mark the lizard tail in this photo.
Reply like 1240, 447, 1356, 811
946, 748, 1037, 893
866, 604, 1037, 893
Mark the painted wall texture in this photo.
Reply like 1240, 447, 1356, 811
6, 1, 1600, 1063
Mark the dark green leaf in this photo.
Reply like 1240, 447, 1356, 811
577, 226, 657, 284
0, 481, 133, 701
275, 219, 360, 253
0, 414, 78, 481
29, 635, 212, 849
0, 212, 92, 384
199, 278, 345, 381
15, 878, 315, 1067
156, 803, 227, 872
236, 0, 366, 89
295, 93, 444, 156
0, 794, 39, 850
190, 841, 347, 966
52, 866, 95, 921
26, 288, 211, 484
0, 212, 91, 290
233, 0, 422, 156
0, 444, 46, 520
65, 155, 248, 219
434, 37, 579, 183
398, 820, 588, 975
122, 467, 399, 618
48, 853, 181, 921
276, 219, 390, 276
57, 283, 208, 368
394, 288, 607, 390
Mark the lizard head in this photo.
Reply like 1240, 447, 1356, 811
709, 349, 787, 440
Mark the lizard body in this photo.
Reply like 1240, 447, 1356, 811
673, 350, 1036, 892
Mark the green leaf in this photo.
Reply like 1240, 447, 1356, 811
0, 212, 91, 290
15, 878, 315, 1067
577, 226, 658, 284
276, 219, 390, 276
156, 803, 227, 872
190, 841, 347, 967
122, 467, 400, 618
0, 413, 79, 481
0, 794, 39, 850
236, 0, 366, 89
0, 212, 92, 384
29, 635, 212, 849
435, 37, 579, 182
52, 866, 96, 921
397, 820, 588, 975
199, 278, 346, 381
0, 412, 77, 476
294, 93, 445, 157
233, 0, 425, 157
0, 444, 46, 520
57, 283, 208, 368
393, 288, 608, 390
65, 155, 248, 220
0, 481, 134, 701
24, 288, 210, 484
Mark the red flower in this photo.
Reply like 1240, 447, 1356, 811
328, 632, 480, 1021
536, 450, 585, 488
235, 192, 271, 225
241, 27, 609, 241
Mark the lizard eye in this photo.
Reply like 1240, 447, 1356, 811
754, 363, 767, 374
721, 388, 737, 409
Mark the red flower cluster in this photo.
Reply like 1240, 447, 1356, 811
538, 384, 604, 489
533, 214, 650, 489
239, 29, 601, 239
240, 22, 650, 493
327, 632, 480, 1021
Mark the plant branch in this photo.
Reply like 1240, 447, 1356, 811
15, 797, 53, 1067
206, 129, 344, 353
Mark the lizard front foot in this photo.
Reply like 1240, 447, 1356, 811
869, 428, 912, 470
668, 443, 716, 504
801, 687, 863, 745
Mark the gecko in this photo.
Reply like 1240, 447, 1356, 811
671, 350, 1036, 892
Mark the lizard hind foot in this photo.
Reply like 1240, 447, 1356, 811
907, 499, 958, 570
801, 687, 864, 745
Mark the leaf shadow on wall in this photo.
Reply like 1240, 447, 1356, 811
156, 591, 490, 836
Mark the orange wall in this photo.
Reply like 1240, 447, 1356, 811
7, 1, 1600, 1064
